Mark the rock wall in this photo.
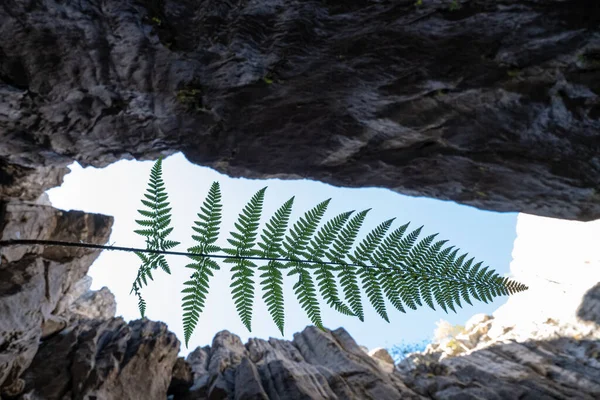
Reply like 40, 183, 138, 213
398, 214, 600, 399
0, 197, 113, 396
1, 0, 599, 219
1, 0, 600, 398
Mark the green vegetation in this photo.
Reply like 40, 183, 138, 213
577, 53, 600, 68
133, 159, 528, 347
176, 88, 205, 111
449, 0, 461, 11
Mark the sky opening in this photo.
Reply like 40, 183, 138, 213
46, 152, 518, 354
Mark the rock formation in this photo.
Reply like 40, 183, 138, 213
1, 0, 599, 219
1, 0, 600, 399
398, 288, 600, 400
0, 197, 113, 396
1, 199, 598, 399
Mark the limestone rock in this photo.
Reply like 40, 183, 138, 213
368, 347, 396, 373
578, 283, 600, 324
17, 318, 180, 400
1, 0, 599, 220
181, 327, 420, 400
400, 337, 600, 400
168, 358, 194, 399
68, 285, 117, 322
369, 347, 395, 365
0, 200, 112, 396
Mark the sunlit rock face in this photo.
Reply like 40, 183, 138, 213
398, 214, 600, 399
491, 214, 600, 340
180, 327, 420, 400
1, 0, 599, 219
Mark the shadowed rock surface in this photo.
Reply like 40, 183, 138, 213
0, 198, 113, 397
1, 0, 599, 219
17, 319, 179, 400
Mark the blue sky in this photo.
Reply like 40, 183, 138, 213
47, 152, 518, 353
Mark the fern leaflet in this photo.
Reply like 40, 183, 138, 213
131, 157, 180, 317
284, 199, 331, 329
223, 187, 266, 332
182, 182, 222, 346
257, 197, 294, 334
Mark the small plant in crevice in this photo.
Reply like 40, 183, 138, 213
176, 87, 208, 112
449, 0, 461, 11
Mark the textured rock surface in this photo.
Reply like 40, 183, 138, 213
0, 198, 180, 400
397, 215, 600, 399
1, 0, 600, 398
398, 307, 600, 400
183, 326, 421, 400
174, 304, 600, 400
0, 199, 112, 396
1, 0, 600, 219
17, 318, 180, 400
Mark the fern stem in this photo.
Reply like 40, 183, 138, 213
0, 239, 396, 269
0, 239, 514, 288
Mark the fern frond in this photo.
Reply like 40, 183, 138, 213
182, 182, 222, 347
390, 226, 423, 310
327, 209, 370, 321
131, 157, 180, 317
307, 211, 354, 316
257, 197, 294, 334
126, 159, 530, 347
224, 187, 266, 332
352, 219, 395, 322
284, 199, 330, 329
374, 222, 409, 314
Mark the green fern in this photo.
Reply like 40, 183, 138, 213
353, 218, 395, 322
182, 182, 222, 346
222, 187, 266, 332
131, 159, 529, 347
307, 211, 355, 317
131, 157, 180, 317
257, 197, 294, 334
328, 210, 370, 321
283, 199, 331, 329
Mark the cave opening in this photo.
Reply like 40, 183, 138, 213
45, 152, 517, 354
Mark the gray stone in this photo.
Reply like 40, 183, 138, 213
17, 318, 180, 400
181, 327, 420, 400
0, 200, 112, 396
369, 347, 395, 365
168, 357, 193, 398
234, 357, 268, 400
578, 283, 600, 325
1, 0, 599, 220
